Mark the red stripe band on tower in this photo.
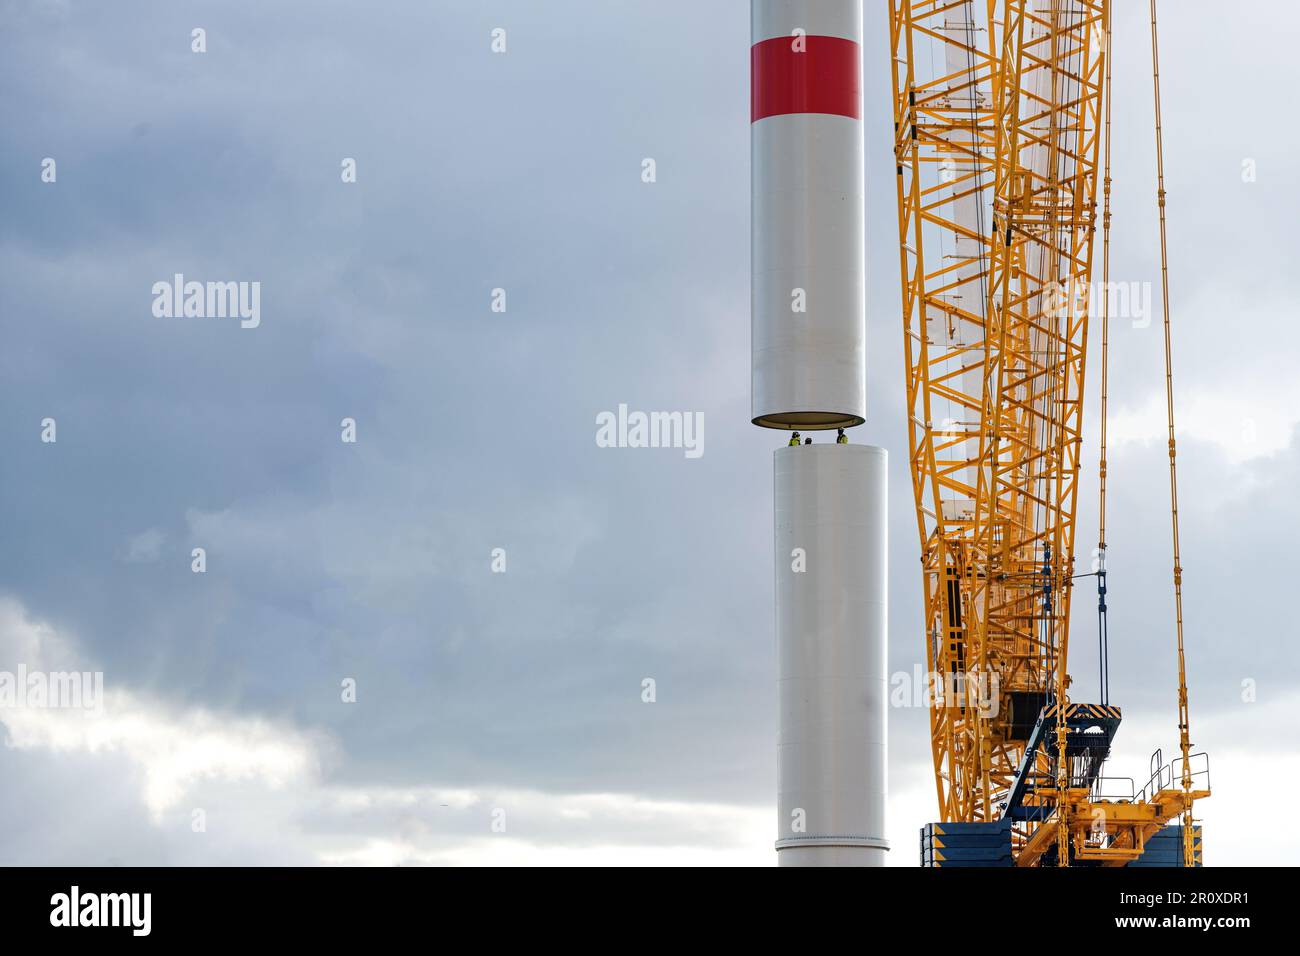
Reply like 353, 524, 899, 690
751, 35, 861, 122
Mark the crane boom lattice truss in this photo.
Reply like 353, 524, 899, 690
891, 0, 1208, 866
891, 0, 1106, 826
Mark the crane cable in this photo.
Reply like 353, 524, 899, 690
1096, 0, 1113, 708
1148, 0, 1197, 868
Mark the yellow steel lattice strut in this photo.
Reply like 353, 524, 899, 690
1147, 0, 1198, 870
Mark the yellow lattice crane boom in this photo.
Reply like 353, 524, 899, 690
891, 0, 1208, 866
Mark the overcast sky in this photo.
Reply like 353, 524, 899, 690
1, 0, 1296, 866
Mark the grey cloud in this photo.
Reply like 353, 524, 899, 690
0, 0, 1294, 863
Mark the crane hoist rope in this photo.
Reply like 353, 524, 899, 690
1096, 0, 1113, 710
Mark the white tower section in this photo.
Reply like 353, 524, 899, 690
750, 0, 888, 867
751, 0, 866, 429
774, 444, 888, 866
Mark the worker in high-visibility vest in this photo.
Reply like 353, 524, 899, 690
837, 428, 848, 445
788, 432, 801, 447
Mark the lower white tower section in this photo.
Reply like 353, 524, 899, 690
774, 443, 888, 866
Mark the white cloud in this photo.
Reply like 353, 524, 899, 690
1109, 388, 1299, 464
5, 703, 323, 820
0, 598, 774, 864
315, 790, 771, 867
120, 527, 167, 563
0, 598, 323, 819
319, 836, 769, 868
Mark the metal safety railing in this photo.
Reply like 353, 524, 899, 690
1089, 775, 1136, 803
1136, 751, 1210, 805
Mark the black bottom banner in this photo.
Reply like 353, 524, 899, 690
0, 864, 1274, 943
